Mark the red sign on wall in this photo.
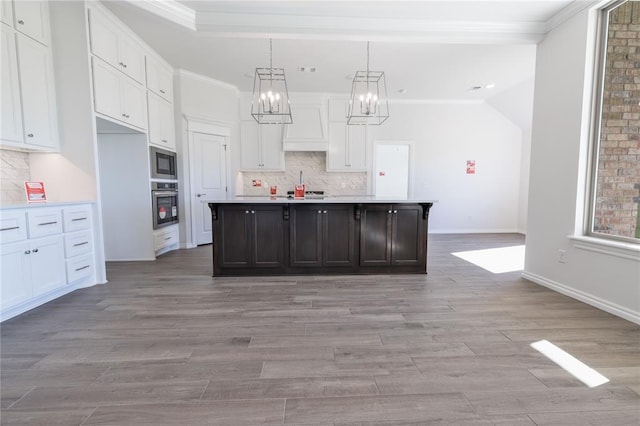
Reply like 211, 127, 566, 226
466, 160, 476, 174
24, 181, 47, 203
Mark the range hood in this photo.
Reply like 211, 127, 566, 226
282, 94, 328, 151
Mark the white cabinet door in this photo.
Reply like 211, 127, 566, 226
1, 26, 23, 144
327, 123, 366, 171
16, 33, 58, 150
13, 0, 49, 45
93, 58, 146, 130
29, 235, 65, 297
121, 76, 146, 129
88, 6, 144, 83
0, 241, 31, 309
260, 124, 285, 171
118, 35, 145, 84
92, 58, 122, 122
88, 8, 119, 67
1, 0, 14, 26
146, 55, 173, 102
148, 92, 175, 150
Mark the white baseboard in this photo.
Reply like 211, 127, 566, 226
430, 228, 522, 234
1, 281, 86, 322
522, 271, 640, 325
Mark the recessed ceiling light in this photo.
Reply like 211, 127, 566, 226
298, 66, 318, 73
397, 89, 407, 94
485, 83, 496, 89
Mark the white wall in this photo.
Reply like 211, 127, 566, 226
524, 7, 640, 324
174, 71, 240, 248
371, 102, 523, 233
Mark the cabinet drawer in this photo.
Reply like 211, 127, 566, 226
66, 253, 94, 284
153, 227, 178, 251
63, 205, 91, 232
64, 230, 93, 258
27, 208, 62, 238
0, 210, 27, 244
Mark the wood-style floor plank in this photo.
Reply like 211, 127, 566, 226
1, 233, 638, 425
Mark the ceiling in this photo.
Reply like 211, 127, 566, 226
101, 1, 592, 108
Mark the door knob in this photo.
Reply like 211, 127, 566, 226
196, 193, 205, 197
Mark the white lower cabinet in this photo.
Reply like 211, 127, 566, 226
153, 225, 178, 255
0, 203, 96, 321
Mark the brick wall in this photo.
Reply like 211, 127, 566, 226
594, 0, 640, 238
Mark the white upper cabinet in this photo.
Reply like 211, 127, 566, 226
240, 121, 285, 171
16, 33, 59, 150
146, 55, 173, 102
88, 7, 145, 84
1, 0, 14, 26
1, 25, 23, 144
147, 92, 175, 150
13, 0, 50, 45
92, 58, 146, 130
327, 123, 367, 172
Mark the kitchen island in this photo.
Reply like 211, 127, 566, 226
207, 198, 434, 276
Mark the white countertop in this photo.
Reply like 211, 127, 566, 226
203, 196, 436, 204
0, 200, 96, 210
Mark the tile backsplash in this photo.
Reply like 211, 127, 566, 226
241, 152, 367, 196
0, 150, 30, 205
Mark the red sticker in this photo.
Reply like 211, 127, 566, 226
159, 206, 167, 219
379, 171, 385, 176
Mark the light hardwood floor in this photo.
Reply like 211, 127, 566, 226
1, 234, 639, 425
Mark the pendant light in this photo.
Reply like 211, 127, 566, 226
251, 38, 293, 124
347, 41, 389, 125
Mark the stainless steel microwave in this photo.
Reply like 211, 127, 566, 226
150, 147, 177, 180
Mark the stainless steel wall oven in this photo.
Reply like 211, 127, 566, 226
152, 182, 179, 229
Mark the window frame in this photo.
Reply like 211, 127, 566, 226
585, 0, 640, 245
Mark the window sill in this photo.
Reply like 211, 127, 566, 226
569, 235, 640, 262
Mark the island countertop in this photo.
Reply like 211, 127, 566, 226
204, 196, 437, 204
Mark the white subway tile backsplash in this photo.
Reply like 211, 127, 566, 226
242, 152, 367, 196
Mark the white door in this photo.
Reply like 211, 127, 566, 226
193, 132, 227, 245
374, 143, 410, 198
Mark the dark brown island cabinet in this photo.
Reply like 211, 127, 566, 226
208, 200, 434, 276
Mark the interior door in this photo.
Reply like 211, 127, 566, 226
193, 132, 227, 245
374, 144, 410, 198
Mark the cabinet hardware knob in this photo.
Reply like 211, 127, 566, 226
123, 64, 127, 68
160, 89, 165, 94
196, 193, 204, 197
251, 210, 255, 214
245, 210, 250, 214
122, 113, 127, 117
323, 210, 327, 214
388, 210, 392, 214
393, 210, 398, 214
32, 248, 39, 253
24, 250, 31, 254
119, 62, 124, 66
162, 139, 168, 143
317, 210, 322, 214
18, 20, 24, 25
27, 133, 34, 137
165, 236, 172, 240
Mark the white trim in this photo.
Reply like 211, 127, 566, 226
545, 1, 601, 33
570, 235, 640, 262
522, 271, 640, 325
430, 228, 522, 234
184, 116, 231, 247
177, 69, 240, 94
124, 0, 196, 31
1, 281, 90, 322
388, 99, 484, 105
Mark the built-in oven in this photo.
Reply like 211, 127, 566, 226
150, 147, 177, 180
152, 182, 179, 229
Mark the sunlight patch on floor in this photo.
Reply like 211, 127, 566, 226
531, 340, 610, 388
451, 245, 525, 274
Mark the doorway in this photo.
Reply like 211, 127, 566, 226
374, 142, 413, 198
187, 120, 230, 246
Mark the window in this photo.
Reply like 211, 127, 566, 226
588, 0, 640, 243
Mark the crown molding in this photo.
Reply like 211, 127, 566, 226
545, 0, 601, 32
177, 69, 240, 94
124, 0, 196, 31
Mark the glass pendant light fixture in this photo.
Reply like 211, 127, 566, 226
251, 38, 293, 124
347, 41, 389, 125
